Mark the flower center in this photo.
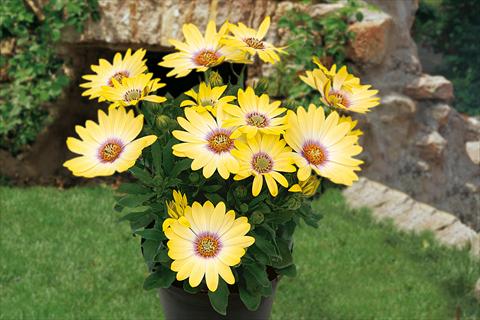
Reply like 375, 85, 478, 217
108, 71, 129, 86
251, 152, 273, 174
99, 140, 123, 162
246, 112, 269, 128
123, 89, 142, 102
194, 50, 220, 67
207, 129, 234, 154
302, 142, 327, 166
329, 90, 351, 108
244, 37, 265, 50
195, 233, 221, 258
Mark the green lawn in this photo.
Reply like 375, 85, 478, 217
0, 186, 478, 319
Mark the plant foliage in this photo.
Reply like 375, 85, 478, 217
115, 81, 322, 313
413, 0, 480, 115
0, 0, 99, 154
267, 0, 364, 106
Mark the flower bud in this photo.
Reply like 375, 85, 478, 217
207, 71, 223, 87
254, 78, 269, 93
189, 172, 200, 183
285, 195, 302, 210
156, 115, 171, 129
299, 176, 321, 197
234, 185, 248, 200
250, 210, 264, 224
240, 203, 249, 213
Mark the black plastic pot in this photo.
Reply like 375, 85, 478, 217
158, 279, 279, 320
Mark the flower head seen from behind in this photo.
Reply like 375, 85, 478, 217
232, 134, 295, 196
180, 82, 236, 115
224, 16, 285, 64
101, 73, 166, 108
338, 115, 363, 140
165, 201, 255, 292
223, 87, 287, 139
172, 108, 239, 179
289, 175, 321, 197
63, 108, 157, 177
163, 190, 191, 231
300, 61, 380, 114
80, 48, 147, 101
159, 21, 250, 78
284, 104, 363, 186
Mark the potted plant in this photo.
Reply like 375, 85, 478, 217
64, 16, 379, 319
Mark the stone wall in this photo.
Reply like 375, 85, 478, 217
1, 0, 478, 229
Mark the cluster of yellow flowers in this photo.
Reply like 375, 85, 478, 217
64, 17, 380, 292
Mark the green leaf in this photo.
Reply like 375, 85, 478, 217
183, 280, 202, 294
239, 282, 261, 311
251, 229, 279, 259
135, 229, 166, 241
170, 158, 192, 177
208, 278, 230, 316
150, 141, 164, 175
129, 167, 154, 185
162, 139, 176, 173
117, 194, 152, 208
117, 183, 151, 195
142, 239, 161, 264
143, 264, 176, 290
276, 264, 297, 277
202, 185, 223, 193
244, 263, 270, 288
271, 239, 293, 269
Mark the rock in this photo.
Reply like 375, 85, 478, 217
436, 220, 478, 248
404, 74, 454, 101
379, 93, 416, 122
343, 178, 478, 249
347, 10, 393, 65
465, 141, 480, 165
430, 103, 451, 127
416, 160, 430, 172
63, 0, 278, 47
416, 131, 447, 157
311, 3, 344, 17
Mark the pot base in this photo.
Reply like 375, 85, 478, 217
159, 279, 278, 320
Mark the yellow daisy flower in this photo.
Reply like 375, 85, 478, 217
288, 175, 321, 197
80, 48, 147, 101
338, 116, 363, 139
232, 134, 295, 197
172, 108, 240, 179
223, 87, 287, 139
165, 201, 255, 292
223, 16, 285, 64
179, 82, 236, 115
300, 62, 380, 114
159, 21, 250, 78
63, 108, 157, 178
284, 104, 363, 186
301, 57, 360, 90
100, 73, 167, 108
163, 190, 191, 231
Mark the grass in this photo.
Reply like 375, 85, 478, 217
0, 186, 478, 319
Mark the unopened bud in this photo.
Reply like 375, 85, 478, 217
240, 203, 249, 213
156, 115, 170, 129
208, 71, 223, 87
285, 195, 302, 210
234, 185, 248, 200
251, 211, 264, 224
